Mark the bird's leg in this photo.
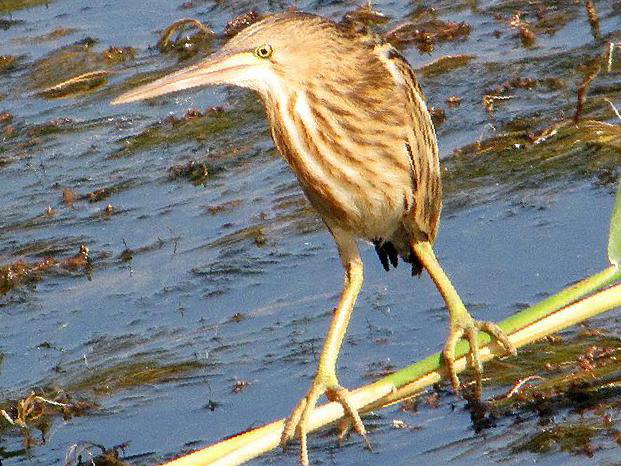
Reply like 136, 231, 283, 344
411, 240, 516, 397
281, 233, 367, 466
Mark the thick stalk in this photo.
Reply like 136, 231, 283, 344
161, 267, 621, 466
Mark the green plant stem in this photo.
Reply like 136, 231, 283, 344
162, 267, 621, 466
385, 265, 620, 389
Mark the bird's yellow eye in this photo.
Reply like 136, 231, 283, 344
255, 44, 273, 59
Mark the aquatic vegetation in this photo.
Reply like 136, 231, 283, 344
67, 359, 206, 394
28, 42, 135, 99
385, 19, 471, 53
0, 245, 90, 295
0, 388, 97, 449
157, 18, 214, 61
0, 0, 52, 14
1, 0, 620, 464
11, 27, 79, 44
65, 441, 130, 466
418, 54, 474, 77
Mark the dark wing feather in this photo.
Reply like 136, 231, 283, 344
388, 48, 442, 244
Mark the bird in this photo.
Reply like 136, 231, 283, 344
112, 11, 516, 466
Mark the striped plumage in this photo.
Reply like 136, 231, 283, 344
236, 13, 441, 273
112, 12, 515, 466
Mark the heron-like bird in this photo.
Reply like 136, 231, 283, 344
113, 12, 515, 465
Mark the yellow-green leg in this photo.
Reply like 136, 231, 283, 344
281, 232, 368, 466
411, 240, 516, 396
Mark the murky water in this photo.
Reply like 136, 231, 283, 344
1, 1, 620, 465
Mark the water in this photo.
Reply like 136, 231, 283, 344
1, 0, 620, 465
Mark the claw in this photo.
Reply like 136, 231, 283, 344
475, 320, 517, 356
443, 327, 465, 395
330, 387, 367, 437
282, 382, 368, 465
280, 396, 306, 448
464, 326, 483, 398
336, 417, 351, 445
410, 241, 516, 400
444, 318, 515, 399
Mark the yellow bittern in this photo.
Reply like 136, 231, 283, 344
113, 12, 515, 465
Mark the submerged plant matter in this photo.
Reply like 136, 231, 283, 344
0, 1, 620, 465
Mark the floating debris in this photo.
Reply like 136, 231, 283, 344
0, 388, 97, 448
11, 27, 79, 45
103, 46, 136, 65
63, 187, 77, 205
205, 199, 242, 215
0, 258, 54, 295
446, 95, 461, 107
574, 60, 601, 123
62, 245, 90, 269
61, 183, 128, 206
2, 124, 16, 138
385, 19, 470, 53
115, 104, 239, 156
168, 159, 209, 183
341, 3, 390, 26
0, 111, 13, 124
253, 228, 266, 247
512, 424, 600, 456
119, 247, 133, 262
585, 0, 600, 38
29, 41, 134, 99
427, 105, 445, 125
0, 245, 91, 295
391, 419, 420, 431
224, 11, 261, 38
116, 237, 172, 263
68, 359, 205, 394
157, 18, 214, 60
604, 98, 621, 123
203, 400, 219, 411
502, 375, 545, 399
65, 441, 129, 466
232, 380, 250, 393
88, 188, 111, 203
482, 94, 515, 114
24, 117, 74, 138
0, 0, 52, 14
528, 123, 561, 145
0, 54, 18, 72
0, 18, 24, 29
506, 13, 537, 48
230, 312, 246, 323
480, 76, 548, 115
37, 70, 110, 99
418, 54, 474, 77
518, 24, 536, 48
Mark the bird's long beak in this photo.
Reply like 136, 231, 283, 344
111, 51, 256, 105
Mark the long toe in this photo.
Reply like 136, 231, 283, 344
464, 326, 484, 398
444, 318, 517, 400
281, 396, 307, 449
282, 382, 369, 465
443, 326, 465, 394
475, 320, 517, 356
328, 386, 371, 450
282, 387, 322, 466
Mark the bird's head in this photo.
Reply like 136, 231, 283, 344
112, 12, 352, 105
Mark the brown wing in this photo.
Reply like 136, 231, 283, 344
386, 47, 442, 244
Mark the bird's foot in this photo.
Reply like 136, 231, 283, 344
444, 312, 516, 398
281, 377, 369, 466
